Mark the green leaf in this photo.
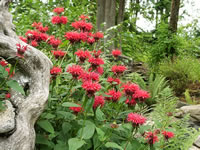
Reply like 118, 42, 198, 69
85, 97, 94, 112
44, 113, 56, 119
68, 138, 85, 150
59, 40, 69, 48
62, 102, 80, 107
119, 96, 126, 103
62, 122, 72, 135
105, 142, 123, 150
96, 127, 106, 141
102, 93, 112, 97
79, 121, 95, 140
37, 120, 54, 134
57, 111, 76, 120
54, 142, 67, 150
95, 107, 105, 121
36, 134, 51, 146
0, 65, 8, 77
6, 80, 25, 95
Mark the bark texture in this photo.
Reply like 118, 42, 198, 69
117, 0, 125, 24
117, 0, 125, 50
96, 0, 105, 31
104, 0, 116, 49
169, 0, 180, 33
0, 1, 52, 150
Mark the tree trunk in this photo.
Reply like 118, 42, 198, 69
104, 0, 116, 50
133, 0, 140, 27
117, 0, 125, 24
105, 0, 116, 30
0, 1, 52, 150
169, 0, 180, 33
96, 0, 106, 31
117, 0, 125, 50
169, 0, 180, 62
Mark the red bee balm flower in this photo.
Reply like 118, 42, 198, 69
51, 50, 66, 59
122, 83, 139, 96
75, 49, 91, 62
61, 16, 68, 24
79, 71, 99, 82
39, 33, 48, 41
67, 65, 83, 79
145, 132, 159, 145
25, 30, 40, 41
162, 131, 174, 140
87, 37, 95, 45
79, 32, 88, 42
93, 96, 105, 109
64, 31, 81, 44
50, 67, 62, 76
133, 90, 150, 102
92, 50, 102, 58
48, 37, 61, 49
79, 14, 89, 20
93, 32, 104, 41
105, 89, 122, 102
38, 25, 49, 33
112, 49, 121, 57
82, 81, 101, 96
19, 36, 27, 43
51, 16, 60, 24
127, 113, 146, 126
16, 43, 28, 58
71, 20, 93, 32
107, 77, 121, 85
53, 7, 64, 14
88, 57, 104, 68
32, 22, 42, 28
111, 65, 127, 75
0, 60, 7, 67
69, 104, 83, 114
31, 40, 38, 47
51, 16, 68, 24
5, 93, 11, 99
125, 98, 137, 106
96, 66, 104, 75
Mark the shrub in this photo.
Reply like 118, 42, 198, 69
159, 57, 200, 96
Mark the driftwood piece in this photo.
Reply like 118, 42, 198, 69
0, 0, 52, 150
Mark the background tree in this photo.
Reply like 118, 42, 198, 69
96, 0, 126, 50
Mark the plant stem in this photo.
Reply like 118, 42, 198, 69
59, 44, 71, 67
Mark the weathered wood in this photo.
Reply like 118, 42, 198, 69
0, 0, 52, 150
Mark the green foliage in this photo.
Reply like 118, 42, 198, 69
151, 92, 200, 150
149, 23, 182, 66
184, 89, 196, 105
159, 56, 200, 95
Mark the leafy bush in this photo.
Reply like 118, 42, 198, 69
159, 57, 200, 96
149, 23, 183, 67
